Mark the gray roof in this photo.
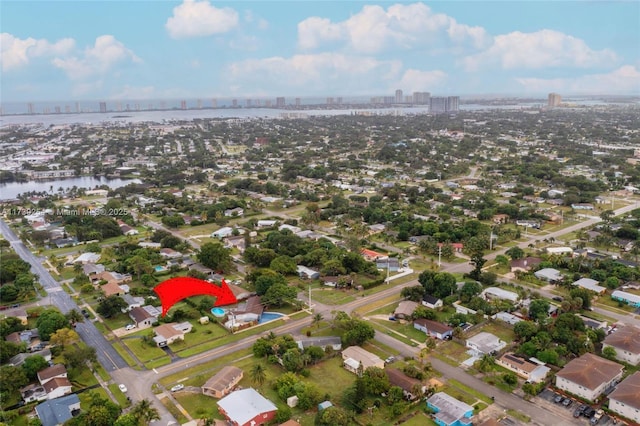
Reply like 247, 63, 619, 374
296, 336, 342, 349
35, 393, 80, 426
217, 388, 277, 424
534, 268, 563, 281
9, 349, 52, 366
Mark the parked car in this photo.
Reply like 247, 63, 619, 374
385, 356, 396, 364
552, 296, 563, 302
574, 406, 585, 418
554, 394, 564, 403
583, 407, 596, 418
170, 384, 184, 392
81, 309, 90, 318
125, 324, 136, 330
590, 409, 604, 424
562, 398, 573, 407
118, 384, 127, 393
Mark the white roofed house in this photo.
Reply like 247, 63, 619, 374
480, 287, 519, 303
572, 277, 607, 294
341, 346, 384, 374
534, 268, 564, 283
297, 265, 320, 280
217, 388, 277, 426
466, 332, 506, 356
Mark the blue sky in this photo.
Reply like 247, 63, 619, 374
1, 1, 639, 102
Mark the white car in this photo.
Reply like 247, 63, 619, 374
170, 384, 184, 392
119, 384, 127, 393
125, 324, 136, 331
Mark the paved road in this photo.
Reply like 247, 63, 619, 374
0, 219, 128, 374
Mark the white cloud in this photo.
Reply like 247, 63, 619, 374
463, 29, 617, 71
227, 53, 402, 94
244, 10, 268, 30
397, 69, 448, 92
297, 3, 489, 54
516, 65, 640, 94
166, 0, 238, 39
1, 33, 74, 71
52, 35, 140, 80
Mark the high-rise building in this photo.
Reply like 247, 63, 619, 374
211, 99, 217, 108
55, 106, 61, 114
75, 102, 80, 113
327, 97, 334, 105
430, 97, 447, 113
197, 99, 203, 109
395, 89, 403, 103
265, 100, 272, 107
245, 99, 252, 108
180, 100, 187, 110
548, 93, 562, 107
276, 97, 285, 107
232, 99, 238, 108
337, 97, 343, 105
255, 99, 261, 107
27, 103, 35, 114
99, 102, 107, 113
447, 96, 460, 112
413, 92, 431, 105
295, 98, 301, 107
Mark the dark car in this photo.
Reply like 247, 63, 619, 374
552, 296, 563, 302
562, 398, 573, 407
574, 407, 584, 418
81, 309, 90, 318
554, 394, 564, 403
583, 407, 596, 418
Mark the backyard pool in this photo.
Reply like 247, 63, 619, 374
258, 312, 285, 324
211, 307, 226, 317
154, 265, 166, 272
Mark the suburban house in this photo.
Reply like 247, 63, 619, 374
602, 325, 640, 365
5, 329, 42, 352
611, 290, 640, 308
256, 220, 277, 228
121, 294, 144, 312
534, 268, 564, 283
128, 305, 160, 329
37, 364, 68, 386
202, 366, 244, 398
422, 295, 443, 309
296, 265, 320, 280
20, 383, 47, 403
480, 287, 519, 303
555, 353, 624, 401
414, 318, 454, 340
572, 278, 607, 294
376, 257, 399, 271
466, 332, 506, 356
217, 388, 277, 426
211, 226, 235, 239
360, 248, 385, 261
386, 368, 424, 400
608, 371, 640, 424
73, 252, 101, 264
279, 224, 301, 233
510, 257, 542, 273
342, 346, 385, 374
295, 336, 342, 352
496, 353, 550, 383
426, 392, 474, 426
42, 377, 73, 400
100, 281, 126, 297
153, 322, 193, 347
394, 301, 418, 319
224, 207, 244, 217
35, 394, 81, 426
10, 349, 52, 367
492, 312, 524, 326
159, 248, 183, 259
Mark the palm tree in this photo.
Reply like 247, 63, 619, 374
250, 363, 267, 387
312, 313, 323, 329
66, 309, 84, 324
131, 399, 160, 425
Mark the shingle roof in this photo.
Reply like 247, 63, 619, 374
556, 353, 623, 390
35, 394, 80, 426
386, 368, 420, 392
608, 371, 640, 409
37, 364, 67, 383
414, 318, 453, 335
603, 325, 640, 354
202, 366, 243, 393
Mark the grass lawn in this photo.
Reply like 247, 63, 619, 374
363, 340, 401, 359
354, 293, 403, 316
160, 396, 189, 424
69, 366, 99, 389
432, 341, 470, 366
474, 322, 516, 343
372, 318, 427, 343
78, 388, 110, 409
370, 322, 416, 347
108, 383, 131, 408
121, 337, 170, 364
311, 288, 356, 305
399, 411, 437, 426
444, 378, 493, 405
111, 341, 139, 367
159, 348, 253, 387
175, 393, 225, 420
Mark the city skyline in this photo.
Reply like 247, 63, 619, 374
1, 1, 639, 102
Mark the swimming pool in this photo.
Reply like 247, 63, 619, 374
258, 312, 285, 324
154, 265, 166, 272
211, 307, 226, 317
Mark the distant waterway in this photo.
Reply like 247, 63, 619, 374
0, 176, 141, 199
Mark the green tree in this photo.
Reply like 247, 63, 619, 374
197, 242, 233, 272
312, 313, 323, 329
113, 414, 138, 426
131, 399, 160, 425
362, 367, 390, 395
36, 308, 70, 340
49, 328, 80, 351
269, 255, 298, 275
343, 321, 375, 346
282, 348, 304, 372
250, 363, 267, 386
63, 345, 98, 369
97, 295, 128, 318
528, 299, 550, 322
0, 365, 28, 394
262, 282, 297, 307
22, 355, 49, 381
401, 285, 425, 302
502, 372, 518, 385
602, 346, 617, 360
505, 246, 525, 260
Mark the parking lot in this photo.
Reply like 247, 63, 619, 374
538, 389, 618, 425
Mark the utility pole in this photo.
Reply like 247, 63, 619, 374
438, 245, 442, 268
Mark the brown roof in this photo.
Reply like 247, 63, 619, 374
155, 323, 183, 339
279, 421, 302, 426
37, 364, 67, 382
202, 366, 243, 392
101, 281, 124, 297
413, 318, 453, 334
129, 306, 155, 323
43, 377, 72, 393
386, 368, 420, 392
608, 371, 640, 409
395, 301, 418, 317
603, 325, 640, 354
556, 353, 623, 390
498, 353, 538, 374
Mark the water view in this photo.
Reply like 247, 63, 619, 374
0, 176, 141, 199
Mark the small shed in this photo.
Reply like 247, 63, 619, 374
318, 401, 333, 411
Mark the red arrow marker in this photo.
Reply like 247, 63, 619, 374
154, 277, 237, 317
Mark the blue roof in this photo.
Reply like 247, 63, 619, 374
35, 394, 80, 426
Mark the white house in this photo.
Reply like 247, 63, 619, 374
211, 227, 234, 239
43, 377, 73, 400
496, 353, 550, 383
572, 278, 607, 294
602, 325, 640, 365
534, 268, 564, 282
257, 220, 277, 228
466, 332, 506, 356
153, 322, 193, 347
342, 346, 384, 373
555, 353, 624, 401
480, 287, 519, 303
608, 371, 640, 424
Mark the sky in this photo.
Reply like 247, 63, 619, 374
1, 0, 639, 102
